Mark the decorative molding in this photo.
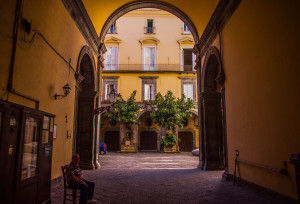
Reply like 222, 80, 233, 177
139, 76, 159, 79
62, 0, 100, 54
139, 37, 160, 45
103, 76, 119, 79
178, 37, 194, 45
202, 46, 224, 92
100, 1, 199, 44
104, 36, 122, 44
196, 0, 243, 58
76, 45, 97, 92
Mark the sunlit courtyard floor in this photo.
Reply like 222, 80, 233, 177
51, 152, 273, 204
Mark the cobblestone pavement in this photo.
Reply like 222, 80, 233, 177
51, 152, 273, 204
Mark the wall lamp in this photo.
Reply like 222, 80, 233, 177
54, 83, 71, 100
95, 89, 117, 115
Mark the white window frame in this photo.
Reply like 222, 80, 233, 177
142, 46, 156, 71
105, 84, 115, 100
183, 23, 191, 34
105, 46, 119, 70
108, 22, 117, 34
180, 46, 195, 71
144, 84, 155, 101
183, 84, 193, 101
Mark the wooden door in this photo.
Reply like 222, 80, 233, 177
0, 102, 21, 203
104, 131, 120, 151
140, 131, 157, 150
178, 131, 193, 152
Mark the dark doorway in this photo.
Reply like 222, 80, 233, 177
104, 131, 120, 151
178, 131, 193, 152
140, 131, 157, 150
76, 54, 96, 169
183, 48, 193, 71
200, 46, 225, 170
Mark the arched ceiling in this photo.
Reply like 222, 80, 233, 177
83, 0, 220, 40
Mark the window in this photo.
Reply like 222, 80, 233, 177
144, 84, 154, 100
105, 84, 115, 100
180, 77, 196, 102
105, 47, 118, 70
183, 48, 193, 71
183, 23, 191, 34
102, 76, 118, 102
183, 84, 193, 100
140, 76, 158, 101
145, 19, 155, 34
143, 47, 156, 70
21, 117, 39, 180
108, 22, 117, 34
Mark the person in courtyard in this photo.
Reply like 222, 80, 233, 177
66, 154, 96, 204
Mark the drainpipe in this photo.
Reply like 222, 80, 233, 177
7, 0, 39, 109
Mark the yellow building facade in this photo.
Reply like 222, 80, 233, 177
101, 9, 199, 153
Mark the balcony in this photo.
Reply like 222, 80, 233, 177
103, 64, 195, 72
144, 26, 156, 34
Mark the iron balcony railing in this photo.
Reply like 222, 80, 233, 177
144, 26, 156, 34
103, 64, 194, 72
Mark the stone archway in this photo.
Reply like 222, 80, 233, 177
74, 45, 98, 170
199, 46, 226, 170
99, 1, 199, 44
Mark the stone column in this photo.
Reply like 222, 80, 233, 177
132, 124, 138, 151
120, 122, 125, 146
201, 92, 224, 170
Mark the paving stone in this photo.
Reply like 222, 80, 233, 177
51, 152, 274, 204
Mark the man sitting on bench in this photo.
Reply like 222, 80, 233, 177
66, 154, 96, 204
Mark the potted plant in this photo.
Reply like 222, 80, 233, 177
106, 90, 141, 150
151, 90, 194, 152
125, 132, 131, 145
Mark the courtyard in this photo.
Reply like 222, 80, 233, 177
51, 153, 273, 203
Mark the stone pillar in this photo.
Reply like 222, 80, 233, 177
120, 122, 125, 146
132, 124, 138, 151
201, 92, 224, 170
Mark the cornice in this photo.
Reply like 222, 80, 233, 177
62, 0, 100, 54
196, 0, 242, 58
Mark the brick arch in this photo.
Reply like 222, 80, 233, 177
99, 1, 199, 44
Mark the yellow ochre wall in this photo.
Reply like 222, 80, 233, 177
208, 0, 300, 199
0, 0, 97, 179
109, 10, 193, 65
104, 73, 196, 101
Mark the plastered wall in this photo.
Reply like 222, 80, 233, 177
0, 0, 97, 179
211, 0, 300, 199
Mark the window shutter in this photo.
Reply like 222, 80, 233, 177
144, 48, 150, 70
144, 84, 150, 100
183, 84, 193, 100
